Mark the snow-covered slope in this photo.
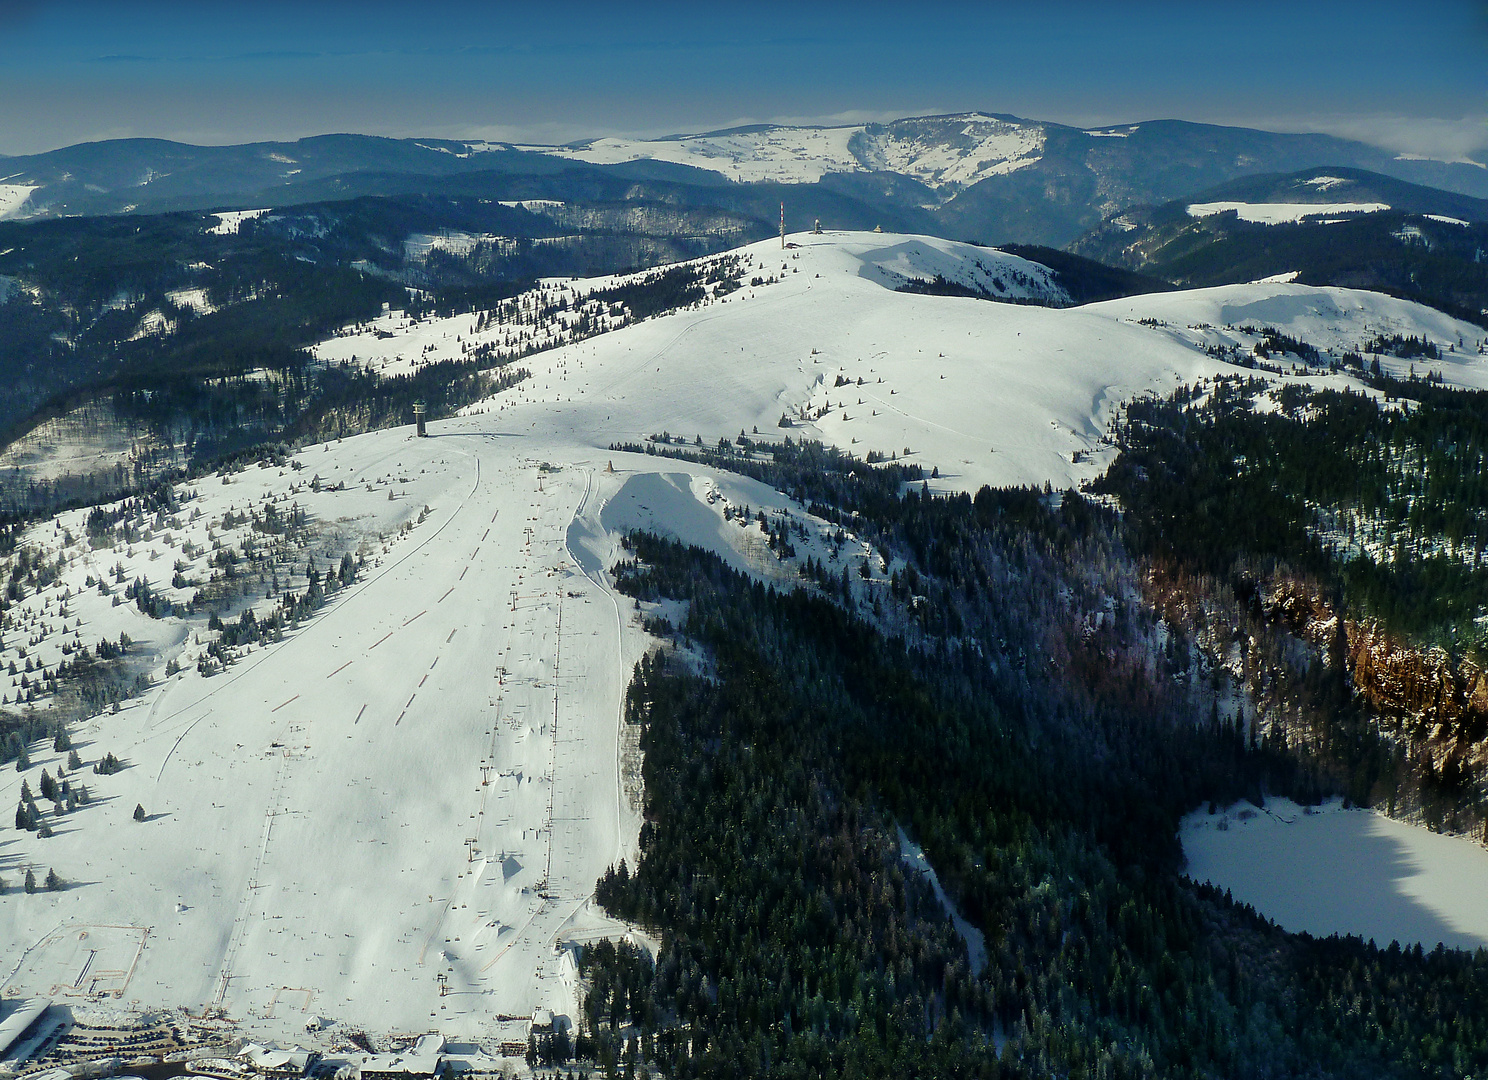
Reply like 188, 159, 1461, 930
857, 114, 1045, 189
4, 229, 1484, 1042
206, 208, 270, 235
536, 125, 862, 185
1087, 283, 1488, 387
538, 113, 1044, 192
1184, 798, 1488, 951
0, 183, 36, 221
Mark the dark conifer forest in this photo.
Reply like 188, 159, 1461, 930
568, 378, 1488, 1077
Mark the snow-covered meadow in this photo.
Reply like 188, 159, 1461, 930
1184, 798, 1488, 951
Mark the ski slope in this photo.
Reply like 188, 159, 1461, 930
0, 432, 877, 1041
0, 184, 36, 221
2, 229, 1485, 1041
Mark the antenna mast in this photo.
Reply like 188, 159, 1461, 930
780, 201, 785, 248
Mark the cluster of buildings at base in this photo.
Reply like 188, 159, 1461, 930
239, 1034, 450, 1080
0, 1000, 67, 1070
1, 998, 570, 1080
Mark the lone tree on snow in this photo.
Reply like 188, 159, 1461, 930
133, 803, 146, 822
23, 869, 35, 894
44, 868, 60, 891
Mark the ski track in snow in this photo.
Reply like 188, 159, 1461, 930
2, 230, 1486, 1038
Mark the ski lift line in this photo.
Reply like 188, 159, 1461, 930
569, 465, 629, 870
271, 694, 299, 713
326, 660, 353, 679
438, 586, 456, 604
543, 593, 562, 886
369, 631, 394, 650
213, 751, 289, 1007
459, 567, 469, 581
403, 609, 427, 627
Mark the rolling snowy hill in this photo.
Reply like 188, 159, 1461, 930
322, 230, 1488, 494
1, 230, 1485, 1041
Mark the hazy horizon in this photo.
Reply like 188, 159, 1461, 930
0, 0, 1483, 162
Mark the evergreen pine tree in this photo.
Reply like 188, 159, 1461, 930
44, 869, 59, 892
23, 869, 35, 894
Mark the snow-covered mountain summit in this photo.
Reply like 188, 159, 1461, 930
323, 229, 1488, 495
539, 113, 1045, 192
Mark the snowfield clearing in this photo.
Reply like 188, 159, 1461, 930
1183, 799, 1488, 951
0, 184, 36, 221
3, 228, 1486, 1041
1186, 201, 1392, 224
206, 209, 271, 236
540, 126, 862, 185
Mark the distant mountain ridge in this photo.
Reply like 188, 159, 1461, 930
3, 113, 1486, 247
1070, 166, 1488, 325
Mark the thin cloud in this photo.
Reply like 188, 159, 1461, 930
1261, 113, 1488, 165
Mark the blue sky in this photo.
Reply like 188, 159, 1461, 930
0, 0, 1483, 159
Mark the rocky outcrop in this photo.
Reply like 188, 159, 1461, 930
1145, 563, 1488, 834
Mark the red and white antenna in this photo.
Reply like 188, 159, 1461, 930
780, 201, 785, 248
